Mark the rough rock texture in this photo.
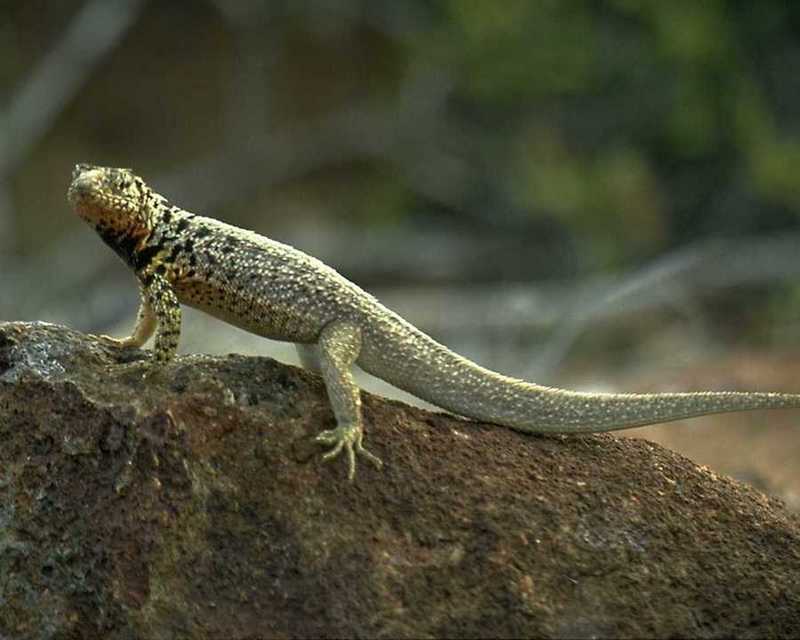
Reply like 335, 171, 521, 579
1, 321, 799, 639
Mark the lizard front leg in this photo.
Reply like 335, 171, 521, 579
313, 320, 383, 481
141, 272, 182, 364
94, 284, 156, 348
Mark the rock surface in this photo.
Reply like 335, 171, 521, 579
1, 320, 799, 639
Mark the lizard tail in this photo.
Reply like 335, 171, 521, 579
358, 319, 800, 433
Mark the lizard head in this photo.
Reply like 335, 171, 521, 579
68, 164, 151, 234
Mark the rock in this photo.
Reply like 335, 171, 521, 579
1, 320, 799, 639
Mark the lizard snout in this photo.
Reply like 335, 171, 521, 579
72, 163, 97, 180
68, 165, 104, 204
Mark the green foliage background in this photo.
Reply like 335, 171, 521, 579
3, 0, 799, 272
418, 1, 800, 261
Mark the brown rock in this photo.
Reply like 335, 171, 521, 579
1, 321, 799, 638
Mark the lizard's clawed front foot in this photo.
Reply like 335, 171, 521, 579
315, 422, 383, 482
90, 333, 139, 349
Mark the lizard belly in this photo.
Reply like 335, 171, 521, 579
174, 279, 322, 343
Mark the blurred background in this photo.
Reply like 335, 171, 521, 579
2, 0, 800, 505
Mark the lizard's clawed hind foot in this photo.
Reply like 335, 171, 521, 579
315, 422, 383, 482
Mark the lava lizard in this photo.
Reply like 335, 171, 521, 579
68, 164, 800, 480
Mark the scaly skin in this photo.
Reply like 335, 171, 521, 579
68, 164, 800, 480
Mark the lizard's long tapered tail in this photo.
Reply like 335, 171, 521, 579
359, 320, 800, 433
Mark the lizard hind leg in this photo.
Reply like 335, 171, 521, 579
313, 320, 383, 481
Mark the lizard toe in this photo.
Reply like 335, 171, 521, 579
356, 442, 383, 470
315, 423, 381, 480
90, 333, 134, 348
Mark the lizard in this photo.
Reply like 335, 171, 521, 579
68, 163, 800, 481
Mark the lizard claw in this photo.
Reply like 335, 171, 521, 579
315, 423, 383, 481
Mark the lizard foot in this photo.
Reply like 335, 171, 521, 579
89, 333, 139, 348
315, 423, 383, 482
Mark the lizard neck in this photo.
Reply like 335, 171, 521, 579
94, 192, 182, 275
94, 222, 151, 272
